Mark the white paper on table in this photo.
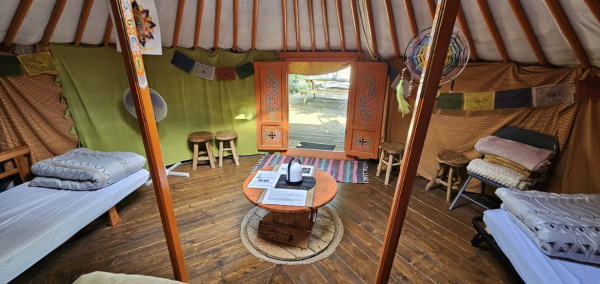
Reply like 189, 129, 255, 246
277, 164, 315, 177
247, 171, 280, 189
261, 188, 308, 206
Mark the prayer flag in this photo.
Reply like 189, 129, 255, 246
235, 62, 254, 79
494, 88, 532, 109
387, 64, 399, 81
216, 67, 236, 81
193, 62, 215, 81
463, 92, 495, 111
435, 93, 463, 110
170, 51, 195, 73
532, 82, 574, 107
0, 55, 23, 76
18, 52, 56, 76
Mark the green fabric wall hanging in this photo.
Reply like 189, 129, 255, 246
51, 44, 277, 167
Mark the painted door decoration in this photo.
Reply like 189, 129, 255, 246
345, 62, 388, 158
254, 62, 289, 151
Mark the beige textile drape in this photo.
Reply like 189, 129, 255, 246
289, 62, 351, 75
385, 59, 600, 194
0, 72, 77, 168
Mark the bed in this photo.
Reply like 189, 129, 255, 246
0, 147, 149, 283
480, 209, 600, 284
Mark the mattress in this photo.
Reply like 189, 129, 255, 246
484, 209, 600, 284
0, 169, 149, 284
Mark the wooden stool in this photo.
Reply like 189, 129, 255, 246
376, 141, 405, 185
425, 150, 470, 202
215, 130, 240, 167
188, 131, 215, 170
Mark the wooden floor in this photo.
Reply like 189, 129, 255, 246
12, 155, 512, 284
288, 93, 347, 151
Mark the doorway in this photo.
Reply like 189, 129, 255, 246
288, 66, 351, 152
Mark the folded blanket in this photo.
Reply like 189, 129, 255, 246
467, 159, 531, 190
475, 136, 555, 172
30, 148, 146, 190
497, 188, 600, 265
484, 154, 532, 178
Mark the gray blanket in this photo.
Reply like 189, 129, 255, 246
30, 148, 146, 190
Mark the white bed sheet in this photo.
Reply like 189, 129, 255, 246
484, 209, 600, 284
0, 169, 149, 284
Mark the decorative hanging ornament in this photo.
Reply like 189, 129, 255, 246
404, 27, 470, 86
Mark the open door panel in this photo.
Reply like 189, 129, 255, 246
344, 62, 388, 158
254, 61, 289, 151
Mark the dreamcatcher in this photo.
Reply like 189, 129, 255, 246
397, 27, 470, 117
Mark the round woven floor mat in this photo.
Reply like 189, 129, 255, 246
240, 206, 344, 265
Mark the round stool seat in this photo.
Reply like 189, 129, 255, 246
436, 150, 469, 167
379, 141, 405, 155
215, 130, 237, 141
188, 131, 213, 143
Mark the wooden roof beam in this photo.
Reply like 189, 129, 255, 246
349, 0, 361, 52
3, 0, 34, 47
41, 0, 68, 47
376, 0, 462, 282
476, 0, 509, 63
584, 0, 600, 26
457, 6, 478, 61
294, 0, 300, 51
74, 0, 94, 46
426, 0, 436, 19
282, 0, 287, 52
383, 0, 400, 58
403, 0, 419, 36
307, 0, 315, 52
507, 0, 547, 66
172, 0, 185, 48
214, 0, 221, 49
103, 18, 112, 47
364, 0, 378, 58
194, 0, 204, 50
320, 0, 330, 51
544, 0, 591, 69
335, 0, 345, 52
252, 0, 258, 50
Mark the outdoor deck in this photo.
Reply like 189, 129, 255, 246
12, 155, 511, 284
289, 93, 347, 151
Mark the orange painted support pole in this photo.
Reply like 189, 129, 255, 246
41, 0, 68, 47
364, 0, 378, 58
172, 0, 185, 48
74, 0, 94, 46
282, 0, 287, 52
335, 0, 345, 52
214, 0, 222, 49
108, 0, 188, 282
544, 0, 591, 69
3, 0, 34, 47
375, 0, 461, 283
194, 0, 204, 50
349, 0, 361, 52
252, 0, 258, 50
507, 0, 547, 66
103, 19, 113, 47
321, 0, 330, 52
307, 0, 316, 52
457, 6, 478, 61
476, 0, 509, 63
383, 0, 400, 58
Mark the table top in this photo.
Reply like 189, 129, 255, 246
242, 166, 338, 213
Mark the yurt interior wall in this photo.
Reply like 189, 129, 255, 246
0, 0, 599, 283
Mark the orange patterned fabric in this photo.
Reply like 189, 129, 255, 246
0, 72, 78, 168
385, 60, 600, 194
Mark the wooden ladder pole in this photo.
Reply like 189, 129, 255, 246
375, 0, 461, 282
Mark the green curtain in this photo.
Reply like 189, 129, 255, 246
51, 44, 277, 167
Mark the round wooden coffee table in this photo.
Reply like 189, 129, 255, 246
242, 166, 340, 261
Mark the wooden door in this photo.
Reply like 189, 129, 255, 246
254, 62, 289, 151
344, 62, 388, 158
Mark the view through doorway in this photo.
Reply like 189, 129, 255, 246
288, 66, 351, 152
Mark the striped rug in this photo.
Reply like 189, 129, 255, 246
251, 153, 368, 184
